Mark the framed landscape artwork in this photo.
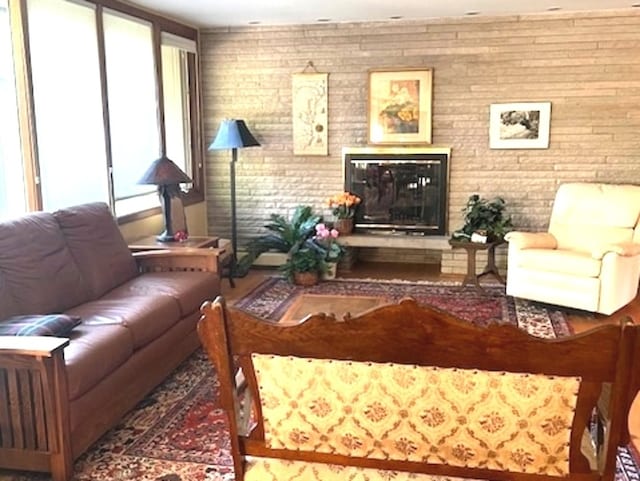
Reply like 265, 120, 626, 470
368, 68, 432, 145
489, 102, 551, 149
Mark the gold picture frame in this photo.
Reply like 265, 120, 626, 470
367, 68, 433, 145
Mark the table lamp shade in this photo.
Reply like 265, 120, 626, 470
138, 155, 192, 185
137, 155, 192, 242
208, 119, 260, 150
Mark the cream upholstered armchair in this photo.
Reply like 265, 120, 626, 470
505, 182, 640, 315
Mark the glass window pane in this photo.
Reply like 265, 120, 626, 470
0, 0, 27, 219
28, 0, 109, 210
161, 44, 192, 179
103, 10, 160, 217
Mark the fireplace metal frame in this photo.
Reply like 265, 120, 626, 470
342, 146, 451, 235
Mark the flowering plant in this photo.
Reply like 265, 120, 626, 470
313, 223, 343, 262
327, 192, 361, 219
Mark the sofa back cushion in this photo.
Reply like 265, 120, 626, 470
54, 202, 138, 299
549, 182, 640, 252
0, 211, 90, 317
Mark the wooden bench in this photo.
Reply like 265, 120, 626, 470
198, 297, 638, 481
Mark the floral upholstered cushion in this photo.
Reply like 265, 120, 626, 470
252, 354, 581, 476
245, 457, 467, 481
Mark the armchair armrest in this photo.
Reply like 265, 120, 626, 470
133, 247, 226, 274
504, 231, 557, 250
591, 242, 640, 260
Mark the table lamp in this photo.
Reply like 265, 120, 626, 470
138, 155, 192, 242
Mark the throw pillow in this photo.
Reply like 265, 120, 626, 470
0, 314, 81, 337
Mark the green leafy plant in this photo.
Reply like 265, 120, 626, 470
236, 205, 322, 277
280, 246, 326, 283
452, 194, 513, 242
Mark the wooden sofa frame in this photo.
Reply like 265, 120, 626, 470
0, 248, 224, 481
198, 296, 638, 481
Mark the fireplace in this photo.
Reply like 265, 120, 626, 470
343, 147, 450, 235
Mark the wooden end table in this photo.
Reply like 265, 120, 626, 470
448, 239, 505, 288
128, 235, 234, 287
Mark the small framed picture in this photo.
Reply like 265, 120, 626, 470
368, 68, 433, 145
489, 102, 551, 149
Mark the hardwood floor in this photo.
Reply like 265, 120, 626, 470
219, 261, 640, 454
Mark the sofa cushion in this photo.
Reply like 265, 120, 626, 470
63, 323, 134, 401
0, 314, 81, 336
66, 294, 182, 350
515, 248, 602, 278
104, 271, 219, 317
54, 202, 138, 299
0, 211, 90, 315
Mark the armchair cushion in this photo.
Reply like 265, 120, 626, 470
515, 249, 602, 278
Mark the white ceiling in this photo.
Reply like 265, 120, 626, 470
124, 0, 639, 28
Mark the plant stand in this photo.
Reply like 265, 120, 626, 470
448, 239, 505, 289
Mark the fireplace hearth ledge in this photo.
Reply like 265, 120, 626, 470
337, 233, 451, 250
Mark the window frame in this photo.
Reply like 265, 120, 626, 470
5, 0, 204, 224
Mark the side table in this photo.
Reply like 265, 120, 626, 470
128, 235, 234, 288
448, 239, 505, 288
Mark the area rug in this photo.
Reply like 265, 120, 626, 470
234, 277, 575, 338
3, 278, 637, 481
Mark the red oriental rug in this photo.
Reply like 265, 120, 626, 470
3, 278, 638, 481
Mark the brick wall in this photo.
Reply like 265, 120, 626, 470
201, 10, 640, 274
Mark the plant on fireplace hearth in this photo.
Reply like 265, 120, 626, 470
327, 191, 361, 219
451, 194, 513, 242
312, 223, 344, 263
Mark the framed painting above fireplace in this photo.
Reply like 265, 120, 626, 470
367, 68, 433, 145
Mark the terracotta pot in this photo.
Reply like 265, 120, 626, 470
334, 218, 354, 235
293, 271, 319, 287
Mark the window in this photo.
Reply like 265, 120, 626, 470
161, 32, 196, 181
1, 0, 202, 222
0, 0, 26, 220
103, 10, 160, 217
28, 0, 110, 210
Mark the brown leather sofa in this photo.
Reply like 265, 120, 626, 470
0, 202, 224, 481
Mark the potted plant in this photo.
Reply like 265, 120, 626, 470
237, 205, 321, 275
313, 223, 343, 279
451, 194, 513, 243
327, 191, 361, 234
281, 246, 325, 286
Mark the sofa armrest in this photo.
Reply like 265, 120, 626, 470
133, 247, 226, 274
504, 231, 557, 250
0, 336, 73, 481
591, 242, 640, 260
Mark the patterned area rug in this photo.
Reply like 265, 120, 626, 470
234, 277, 575, 338
2, 278, 638, 481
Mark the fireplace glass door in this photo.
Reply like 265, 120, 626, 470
344, 151, 448, 235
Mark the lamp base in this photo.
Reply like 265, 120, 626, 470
156, 232, 177, 242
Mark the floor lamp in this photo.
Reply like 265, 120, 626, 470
208, 119, 260, 274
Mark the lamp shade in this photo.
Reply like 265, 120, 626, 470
208, 119, 260, 150
138, 155, 192, 185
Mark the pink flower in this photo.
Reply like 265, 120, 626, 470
330, 229, 339, 238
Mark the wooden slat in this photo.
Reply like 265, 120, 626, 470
7, 367, 23, 449
0, 368, 12, 448
30, 369, 48, 450
18, 369, 36, 450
